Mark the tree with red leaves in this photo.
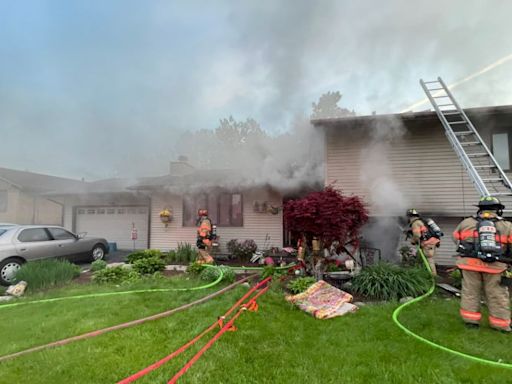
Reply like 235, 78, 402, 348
284, 186, 368, 248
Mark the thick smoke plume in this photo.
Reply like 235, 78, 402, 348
359, 117, 409, 261
174, 115, 324, 193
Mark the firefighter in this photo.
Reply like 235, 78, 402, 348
453, 196, 512, 332
406, 209, 441, 276
196, 209, 214, 264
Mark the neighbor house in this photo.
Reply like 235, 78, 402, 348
0, 167, 83, 226
312, 105, 512, 265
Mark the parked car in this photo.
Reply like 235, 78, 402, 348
0, 225, 109, 285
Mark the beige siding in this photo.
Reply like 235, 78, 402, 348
0, 182, 19, 223
33, 198, 62, 225
431, 216, 460, 266
150, 189, 283, 252
326, 124, 479, 216
15, 192, 36, 224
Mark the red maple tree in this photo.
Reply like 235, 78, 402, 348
284, 186, 368, 247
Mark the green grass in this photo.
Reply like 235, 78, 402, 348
0, 281, 511, 383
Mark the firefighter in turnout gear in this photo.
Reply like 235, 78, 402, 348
196, 209, 214, 264
406, 209, 442, 276
453, 196, 512, 332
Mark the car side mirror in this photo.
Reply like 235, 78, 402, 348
77, 232, 87, 239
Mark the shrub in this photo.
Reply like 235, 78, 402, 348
186, 262, 206, 275
92, 266, 130, 284
176, 243, 198, 263
165, 250, 177, 264
351, 263, 431, 301
132, 256, 166, 275
227, 239, 257, 261
260, 265, 286, 280
90, 260, 107, 272
199, 266, 235, 283
287, 277, 316, 294
127, 249, 163, 264
284, 186, 368, 246
15, 259, 81, 291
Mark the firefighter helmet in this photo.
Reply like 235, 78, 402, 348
476, 196, 505, 211
406, 208, 420, 217
198, 209, 208, 217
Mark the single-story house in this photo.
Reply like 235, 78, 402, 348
312, 105, 512, 265
47, 160, 292, 253
0, 167, 83, 226
128, 166, 285, 253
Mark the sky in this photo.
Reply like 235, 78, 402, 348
1, 0, 512, 180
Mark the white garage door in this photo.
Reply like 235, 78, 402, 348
75, 206, 149, 250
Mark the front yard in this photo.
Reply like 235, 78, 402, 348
0, 276, 511, 383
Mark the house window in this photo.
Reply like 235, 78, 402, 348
183, 192, 243, 227
492, 132, 510, 171
0, 190, 7, 212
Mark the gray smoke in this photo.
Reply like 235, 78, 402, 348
359, 116, 409, 262
1, 1, 512, 179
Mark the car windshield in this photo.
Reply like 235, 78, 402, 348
0, 229, 7, 237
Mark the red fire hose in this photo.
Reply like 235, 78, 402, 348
168, 284, 270, 384
117, 277, 272, 384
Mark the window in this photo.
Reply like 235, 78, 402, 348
18, 228, 51, 242
118, 208, 125, 214
107, 208, 115, 214
87, 209, 95, 214
48, 228, 76, 240
97, 208, 105, 214
492, 132, 510, 171
0, 190, 7, 212
182, 192, 243, 227
77, 209, 85, 215
127, 208, 137, 214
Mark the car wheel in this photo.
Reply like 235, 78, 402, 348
91, 244, 106, 261
0, 258, 23, 286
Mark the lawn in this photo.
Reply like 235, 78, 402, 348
0, 277, 511, 384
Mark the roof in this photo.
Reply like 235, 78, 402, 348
310, 104, 512, 127
45, 177, 161, 195
128, 169, 252, 191
0, 167, 83, 194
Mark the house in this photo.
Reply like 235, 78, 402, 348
46, 160, 287, 253
128, 164, 285, 253
312, 105, 512, 265
0, 167, 83, 226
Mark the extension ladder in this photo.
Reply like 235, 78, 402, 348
420, 77, 512, 213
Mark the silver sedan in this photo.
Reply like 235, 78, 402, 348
0, 225, 109, 285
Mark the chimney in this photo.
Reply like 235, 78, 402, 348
169, 156, 194, 176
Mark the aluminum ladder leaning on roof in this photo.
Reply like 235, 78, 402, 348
420, 76, 512, 214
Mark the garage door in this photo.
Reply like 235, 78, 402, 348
75, 206, 149, 250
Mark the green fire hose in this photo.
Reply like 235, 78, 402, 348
392, 247, 512, 369
0, 263, 295, 310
